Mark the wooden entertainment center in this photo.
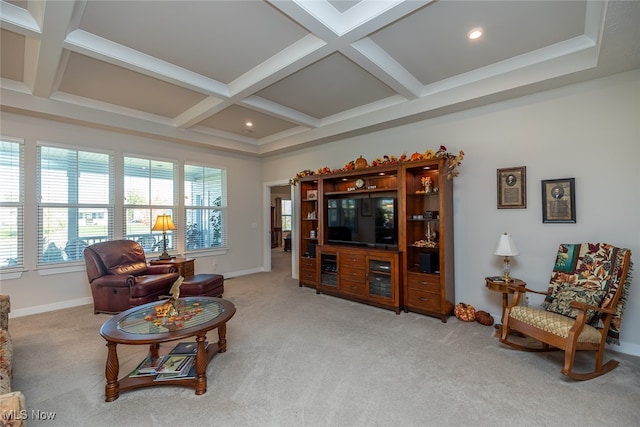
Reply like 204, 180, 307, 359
298, 158, 455, 321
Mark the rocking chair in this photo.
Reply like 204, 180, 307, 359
500, 243, 632, 380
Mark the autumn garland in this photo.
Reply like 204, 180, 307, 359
289, 145, 464, 185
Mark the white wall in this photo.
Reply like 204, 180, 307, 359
2, 70, 638, 355
262, 70, 640, 355
1, 113, 264, 315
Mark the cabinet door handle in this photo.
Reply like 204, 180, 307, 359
419, 281, 428, 285
419, 297, 429, 301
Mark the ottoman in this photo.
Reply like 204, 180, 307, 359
180, 274, 224, 298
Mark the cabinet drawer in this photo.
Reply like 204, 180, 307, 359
407, 289, 441, 312
300, 258, 317, 269
340, 278, 366, 296
341, 252, 366, 266
407, 272, 440, 293
340, 265, 366, 281
300, 268, 317, 282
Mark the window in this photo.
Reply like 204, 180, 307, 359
37, 144, 113, 265
184, 164, 226, 251
281, 199, 292, 232
0, 139, 24, 270
124, 156, 176, 254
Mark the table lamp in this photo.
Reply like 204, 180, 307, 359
152, 214, 177, 260
494, 232, 519, 281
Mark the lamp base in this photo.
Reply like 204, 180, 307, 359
158, 252, 172, 260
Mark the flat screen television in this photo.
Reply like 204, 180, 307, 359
326, 195, 397, 249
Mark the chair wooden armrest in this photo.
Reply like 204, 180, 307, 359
506, 283, 550, 295
569, 300, 616, 314
506, 284, 550, 307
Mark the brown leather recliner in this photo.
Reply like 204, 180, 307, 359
84, 239, 180, 314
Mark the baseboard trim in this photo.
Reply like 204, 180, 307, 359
11, 297, 93, 318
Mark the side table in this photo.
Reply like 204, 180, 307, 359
484, 276, 526, 328
150, 258, 195, 277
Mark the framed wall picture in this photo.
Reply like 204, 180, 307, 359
306, 190, 318, 200
541, 178, 576, 223
497, 166, 526, 209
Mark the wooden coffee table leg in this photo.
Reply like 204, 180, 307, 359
149, 343, 160, 358
105, 341, 120, 402
194, 334, 208, 395
218, 322, 227, 353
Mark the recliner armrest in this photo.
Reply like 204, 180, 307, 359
91, 275, 134, 288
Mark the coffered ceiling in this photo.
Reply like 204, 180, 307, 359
1, 1, 639, 156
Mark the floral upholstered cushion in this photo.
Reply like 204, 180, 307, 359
544, 282, 606, 323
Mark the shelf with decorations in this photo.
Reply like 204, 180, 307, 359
298, 177, 319, 288
401, 158, 455, 322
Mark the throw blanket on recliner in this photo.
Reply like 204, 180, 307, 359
543, 243, 632, 345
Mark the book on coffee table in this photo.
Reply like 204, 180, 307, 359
169, 341, 208, 355
154, 357, 196, 381
156, 355, 192, 374
128, 355, 163, 377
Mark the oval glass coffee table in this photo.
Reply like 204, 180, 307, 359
100, 297, 236, 402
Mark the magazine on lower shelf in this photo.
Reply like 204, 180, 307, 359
156, 355, 192, 374
154, 357, 196, 381
128, 341, 205, 379
169, 341, 208, 355
128, 355, 163, 377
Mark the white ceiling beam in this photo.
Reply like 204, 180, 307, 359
227, 34, 328, 99
0, 0, 41, 36
25, 0, 75, 97
346, 38, 422, 99
241, 96, 320, 128
64, 29, 230, 97
174, 97, 229, 129
1, 87, 261, 155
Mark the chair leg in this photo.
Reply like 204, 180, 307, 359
562, 359, 619, 380
561, 342, 620, 380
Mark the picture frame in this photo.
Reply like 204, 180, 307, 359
306, 190, 318, 201
497, 166, 526, 209
541, 178, 576, 223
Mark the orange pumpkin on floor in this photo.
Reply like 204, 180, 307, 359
454, 302, 476, 322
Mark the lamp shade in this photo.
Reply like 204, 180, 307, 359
494, 233, 519, 256
152, 214, 177, 232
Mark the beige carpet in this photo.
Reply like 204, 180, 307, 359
10, 249, 640, 426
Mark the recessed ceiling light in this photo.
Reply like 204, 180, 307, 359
468, 28, 483, 40
245, 121, 253, 127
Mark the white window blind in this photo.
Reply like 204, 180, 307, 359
124, 156, 176, 254
37, 144, 114, 265
282, 199, 292, 232
0, 139, 24, 270
184, 164, 227, 251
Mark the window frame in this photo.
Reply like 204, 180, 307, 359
0, 137, 25, 277
184, 162, 228, 256
123, 154, 178, 256
36, 141, 115, 269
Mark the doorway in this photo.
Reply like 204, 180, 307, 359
263, 181, 294, 276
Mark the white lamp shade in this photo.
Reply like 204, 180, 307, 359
494, 233, 519, 256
